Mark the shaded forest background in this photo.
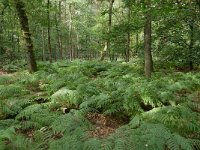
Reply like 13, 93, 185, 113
0, 0, 200, 75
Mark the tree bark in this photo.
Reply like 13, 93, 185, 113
144, 0, 153, 78
14, 0, 37, 73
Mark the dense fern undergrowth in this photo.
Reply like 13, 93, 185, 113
0, 60, 200, 150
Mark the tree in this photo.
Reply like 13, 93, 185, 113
0, 0, 9, 59
47, 0, 53, 62
144, 0, 153, 78
68, 3, 73, 60
0, 5, 5, 57
100, 0, 115, 61
13, 0, 37, 73
126, 1, 131, 62
1, 0, 198, 69
55, 0, 63, 60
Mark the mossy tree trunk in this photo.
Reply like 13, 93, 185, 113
14, 0, 37, 73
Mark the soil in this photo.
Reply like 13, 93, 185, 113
0, 69, 8, 75
86, 113, 127, 139
16, 128, 35, 139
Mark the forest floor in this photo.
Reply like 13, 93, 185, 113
0, 60, 200, 150
86, 113, 128, 139
0, 69, 8, 75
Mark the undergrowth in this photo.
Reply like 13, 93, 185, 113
0, 60, 200, 150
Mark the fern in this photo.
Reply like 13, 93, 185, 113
51, 87, 79, 107
19, 120, 42, 130
0, 61, 200, 149
0, 84, 28, 99
83, 138, 102, 150
49, 134, 83, 150
0, 75, 14, 85
0, 119, 17, 130
16, 104, 44, 120
102, 122, 198, 150
51, 111, 91, 134
141, 105, 200, 136
166, 133, 193, 150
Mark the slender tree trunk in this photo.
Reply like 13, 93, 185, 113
100, 0, 115, 61
14, 0, 37, 73
64, 0, 68, 59
126, 3, 131, 62
58, 0, 63, 60
54, 1, 63, 60
10, 11, 17, 61
11, 22, 14, 61
188, 21, 194, 70
55, 3, 62, 60
76, 33, 80, 59
0, 33, 3, 56
69, 3, 73, 61
17, 34, 20, 58
136, 33, 139, 54
47, 0, 52, 62
100, 42, 108, 61
144, 0, 153, 78
0, 7, 5, 56
42, 28, 46, 61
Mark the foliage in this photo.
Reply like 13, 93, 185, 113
0, 61, 200, 149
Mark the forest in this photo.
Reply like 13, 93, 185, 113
0, 0, 200, 149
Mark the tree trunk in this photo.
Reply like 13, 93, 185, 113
126, 3, 131, 62
144, 0, 153, 78
14, 0, 37, 73
0, 6, 6, 56
100, 42, 108, 61
76, 33, 80, 59
54, 1, 63, 60
58, 0, 63, 60
47, 0, 52, 62
42, 28, 46, 61
188, 21, 194, 70
64, 0, 68, 59
69, 3, 73, 61
136, 33, 139, 54
100, 0, 115, 61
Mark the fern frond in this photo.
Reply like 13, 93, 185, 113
83, 138, 102, 150
166, 133, 193, 150
16, 104, 43, 121
0, 84, 28, 99
0, 75, 14, 85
